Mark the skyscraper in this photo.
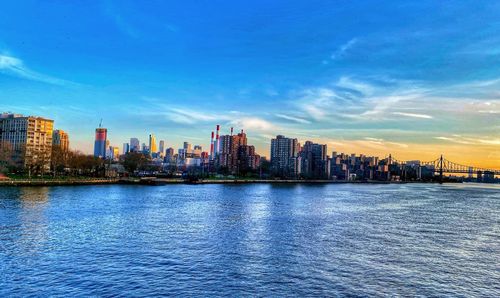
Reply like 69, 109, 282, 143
165, 147, 174, 161
270, 135, 300, 177
113, 146, 120, 160
94, 127, 107, 158
159, 140, 165, 156
217, 129, 252, 174
123, 143, 130, 154
52, 129, 69, 151
149, 134, 157, 155
130, 138, 140, 152
0, 113, 54, 168
299, 141, 328, 179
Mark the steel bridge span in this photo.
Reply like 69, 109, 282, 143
390, 155, 499, 181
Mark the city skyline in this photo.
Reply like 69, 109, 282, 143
1, 2, 499, 167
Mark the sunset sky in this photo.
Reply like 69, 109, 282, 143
1, 1, 499, 167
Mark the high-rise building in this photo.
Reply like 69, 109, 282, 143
52, 129, 69, 152
123, 143, 130, 155
299, 141, 328, 179
94, 127, 107, 158
130, 138, 140, 152
218, 129, 253, 174
149, 134, 157, 154
218, 135, 232, 168
106, 146, 120, 161
0, 113, 54, 168
113, 146, 120, 160
193, 145, 202, 157
159, 140, 165, 156
270, 135, 300, 177
165, 147, 175, 161
237, 145, 260, 174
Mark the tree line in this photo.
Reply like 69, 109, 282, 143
0, 141, 106, 178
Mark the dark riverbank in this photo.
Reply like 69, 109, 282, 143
0, 177, 458, 187
124, 178, 408, 186
0, 178, 119, 187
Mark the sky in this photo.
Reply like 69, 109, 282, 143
0, 1, 499, 167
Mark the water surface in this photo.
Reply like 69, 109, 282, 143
1, 183, 499, 296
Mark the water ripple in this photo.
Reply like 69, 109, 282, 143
0, 183, 499, 296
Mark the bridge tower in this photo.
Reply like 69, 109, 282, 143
438, 155, 444, 183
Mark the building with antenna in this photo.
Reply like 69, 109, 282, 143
215, 127, 260, 175
93, 120, 107, 158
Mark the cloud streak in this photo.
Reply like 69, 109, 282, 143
275, 113, 311, 124
331, 38, 358, 60
392, 112, 433, 119
435, 135, 500, 146
0, 54, 77, 86
135, 99, 278, 133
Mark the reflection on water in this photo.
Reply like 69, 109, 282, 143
19, 187, 50, 206
5, 187, 51, 258
0, 183, 499, 296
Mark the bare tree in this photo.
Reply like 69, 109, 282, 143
0, 141, 14, 174
51, 145, 69, 177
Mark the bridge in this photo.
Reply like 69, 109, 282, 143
389, 155, 500, 181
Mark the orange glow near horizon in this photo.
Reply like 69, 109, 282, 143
255, 140, 500, 169
328, 142, 500, 169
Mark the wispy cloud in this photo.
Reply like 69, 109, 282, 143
434, 135, 500, 146
364, 137, 384, 143
135, 99, 277, 133
0, 54, 77, 86
331, 38, 358, 60
168, 108, 219, 124
230, 117, 274, 131
336, 76, 374, 96
392, 112, 433, 119
294, 87, 349, 121
275, 113, 311, 124
363, 137, 409, 148
292, 76, 438, 123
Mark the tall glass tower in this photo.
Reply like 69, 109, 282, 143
94, 127, 107, 158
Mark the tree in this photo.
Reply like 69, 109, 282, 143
51, 145, 69, 176
259, 158, 271, 177
0, 141, 14, 174
122, 152, 151, 174
65, 150, 105, 177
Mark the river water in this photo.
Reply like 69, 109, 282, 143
1, 183, 499, 296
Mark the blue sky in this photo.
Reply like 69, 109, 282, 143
1, 1, 499, 165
